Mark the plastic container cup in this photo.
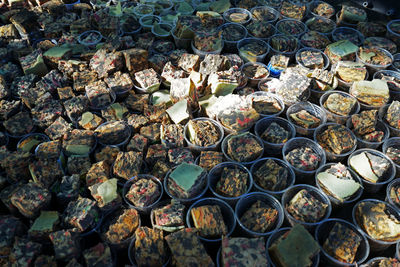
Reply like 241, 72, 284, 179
78, 208, 103, 238
240, 61, 270, 87
220, 23, 248, 53
143, 0, 173, 15
235, 192, 284, 237
269, 34, 300, 60
171, 27, 191, 50
123, 174, 164, 214
107, 82, 133, 99
313, 123, 357, 162
299, 31, 331, 51
164, 167, 208, 205
387, 19, 400, 47
258, 77, 274, 91
208, 162, 253, 206
363, 257, 397, 266
346, 118, 389, 150
391, 53, 400, 72
281, 184, 332, 231
309, 77, 339, 104
295, 47, 330, 70
250, 158, 295, 199
151, 23, 173, 39
386, 178, 400, 210
191, 40, 224, 59
16, 133, 49, 153
332, 27, 364, 46
315, 218, 370, 267
186, 197, 236, 242
352, 199, 400, 252
133, 4, 155, 18
305, 16, 336, 36
356, 47, 394, 75
248, 91, 285, 118
237, 38, 270, 63
87, 89, 116, 111
309, 1, 335, 19
276, 18, 307, 37
77, 30, 103, 47
216, 113, 254, 136
121, 19, 142, 36
150, 199, 186, 233
315, 163, 364, 208
282, 137, 327, 183
286, 101, 327, 137
223, 8, 252, 25
347, 149, 396, 194
95, 121, 131, 147
374, 70, 400, 101
246, 23, 276, 42
319, 90, 360, 125
128, 237, 170, 267
254, 117, 296, 155
139, 15, 161, 32
184, 117, 224, 153
278, 1, 309, 21
221, 132, 264, 166
363, 37, 397, 55
266, 227, 320, 267
379, 104, 400, 137
335, 11, 360, 29
382, 137, 400, 174
98, 207, 141, 251
250, 6, 279, 24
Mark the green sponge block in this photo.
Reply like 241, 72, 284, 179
170, 163, 205, 193
19, 49, 48, 77
29, 211, 59, 239
166, 99, 190, 124
269, 224, 320, 267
